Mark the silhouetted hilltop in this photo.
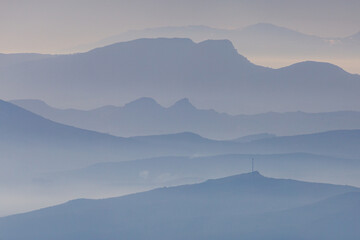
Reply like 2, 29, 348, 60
0, 173, 358, 240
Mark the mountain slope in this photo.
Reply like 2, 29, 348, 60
0, 99, 133, 173
233, 192, 360, 240
0, 172, 358, 240
11, 98, 360, 139
0, 100, 240, 175
2, 38, 360, 114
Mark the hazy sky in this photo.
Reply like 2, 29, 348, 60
1, 0, 360, 53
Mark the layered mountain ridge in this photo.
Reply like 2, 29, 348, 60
1, 38, 360, 114
11, 97, 360, 139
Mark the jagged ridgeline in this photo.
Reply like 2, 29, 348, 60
1, 38, 360, 114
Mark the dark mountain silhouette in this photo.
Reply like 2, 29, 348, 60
68, 25, 230, 52
70, 23, 360, 58
2, 38, 360, 114
68, 23, 360, 73
0, 172, 358, 240
11, 98, 360, 139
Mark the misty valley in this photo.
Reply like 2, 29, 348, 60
1, 4, 360, 239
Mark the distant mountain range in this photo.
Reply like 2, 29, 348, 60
1, 38, 360, 114
1, 99, 249, 177
3, 98, 360, 217
69, 24, 360, 58
2, 99, 360, 179
11, 98, 360, 139
67, 23, 360, 73
1, 172, 359, 240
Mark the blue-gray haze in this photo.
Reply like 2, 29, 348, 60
2, 99, 360, 218
1, 2, 360, 237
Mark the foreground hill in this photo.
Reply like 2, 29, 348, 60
1, 38, 360, 114
9, 151, 360, 217
0, 172, 358, 240
11, 98, 360, 139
